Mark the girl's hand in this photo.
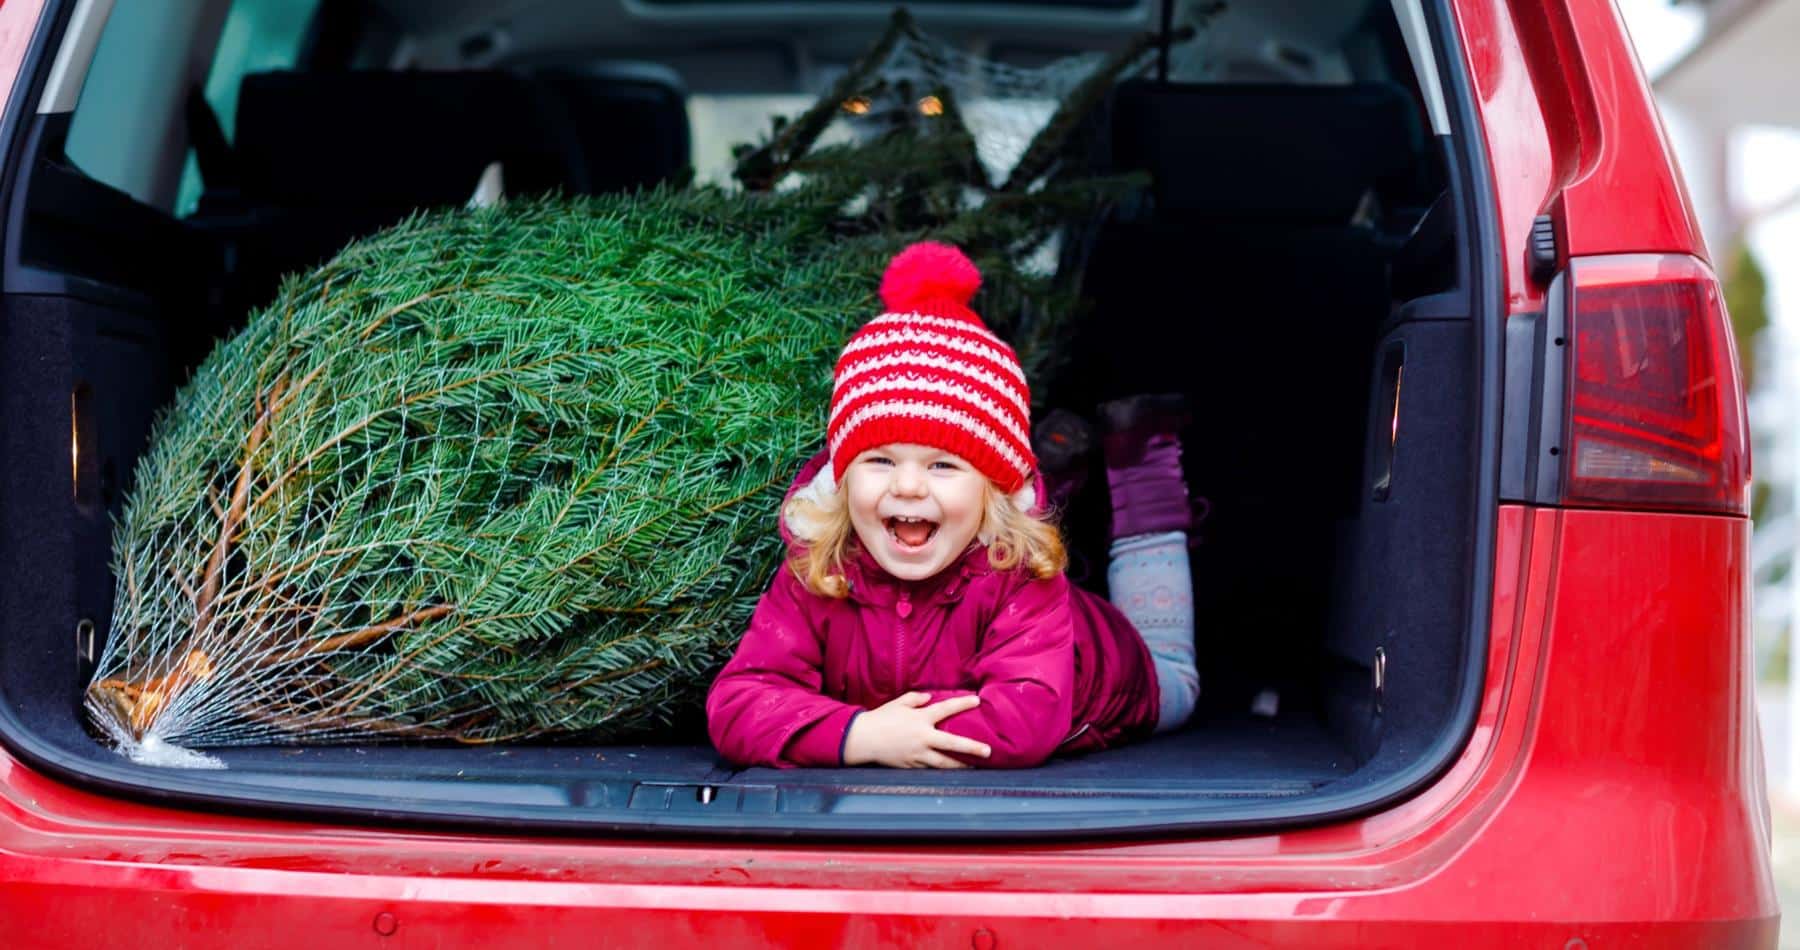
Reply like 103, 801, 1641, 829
843, 692, 992, 768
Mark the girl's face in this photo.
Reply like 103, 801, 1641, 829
844, 443, 987, 582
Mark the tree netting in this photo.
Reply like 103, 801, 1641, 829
90, 194, 877, 762
740, 37, 1102, 193
86, 10, 1177, 764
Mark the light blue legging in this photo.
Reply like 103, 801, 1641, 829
1107, 531, 1199, 732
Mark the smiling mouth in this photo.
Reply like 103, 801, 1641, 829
884, 515, 939, 550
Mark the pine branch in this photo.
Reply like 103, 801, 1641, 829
733, 8, 919, 190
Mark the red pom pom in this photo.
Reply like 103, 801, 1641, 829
879, 242, 981, 311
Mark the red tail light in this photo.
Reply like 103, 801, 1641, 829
1563, 254, 1750, 515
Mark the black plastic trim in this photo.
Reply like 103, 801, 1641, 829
1528, 213, 1558, 286
5, 113, 186, 311
1531, 273, 1569, 503
1391, 288, 1467, 324
1499, 273, 1568, 504
0, 0, 75, 283
0, 0, 1503, 842
1499, 310, 1540, 500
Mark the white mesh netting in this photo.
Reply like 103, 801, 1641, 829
826, 39, 1109, 190
691, 28, 1120, 192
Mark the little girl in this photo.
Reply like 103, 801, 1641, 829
706, 242, 1199, 769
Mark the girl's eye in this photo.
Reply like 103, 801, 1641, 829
863, 456, 894, 467
930, 461, 961, 471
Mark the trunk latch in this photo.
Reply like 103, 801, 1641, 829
1373, 646, 1388, 715
627, 782, 779, 813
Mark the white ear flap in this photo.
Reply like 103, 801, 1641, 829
802, 462, 838, 500
1010, 479, 1040, 516
981, 478, 1038, 546
782, 463, 841, 543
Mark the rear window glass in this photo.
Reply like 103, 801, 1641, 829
62, 0, 317, 215
174, 0, 322, 215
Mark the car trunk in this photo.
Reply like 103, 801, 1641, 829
0, 0, 1495, 838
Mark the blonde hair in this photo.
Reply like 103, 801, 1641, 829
783, 474, 1068, 599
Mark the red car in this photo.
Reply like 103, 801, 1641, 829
0, 0, 1774, 945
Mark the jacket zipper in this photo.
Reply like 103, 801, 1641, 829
894, 591, 911, 697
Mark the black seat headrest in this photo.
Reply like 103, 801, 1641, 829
233, 70, 689, 208
1109, 80, 1426, 224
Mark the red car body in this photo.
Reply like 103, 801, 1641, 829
0, 0, 1777, 945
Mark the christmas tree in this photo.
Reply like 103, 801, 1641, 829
87, 11, 1165, 758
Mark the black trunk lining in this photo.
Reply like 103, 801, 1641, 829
115, 713, 1356, 809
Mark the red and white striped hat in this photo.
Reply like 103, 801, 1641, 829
825, 242, 1036, 498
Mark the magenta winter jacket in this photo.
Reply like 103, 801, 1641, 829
706, 454, 1160, 769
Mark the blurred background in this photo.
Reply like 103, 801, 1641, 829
1617, 0, 1800, 941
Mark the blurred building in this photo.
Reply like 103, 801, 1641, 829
1650, 0, 1800, 789
1656, 0, 1800, 251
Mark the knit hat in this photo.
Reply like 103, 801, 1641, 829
823, 242, 1037, 506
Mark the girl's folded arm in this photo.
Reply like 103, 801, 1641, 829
706, 569, 862, 768
928, 576, 1076, 768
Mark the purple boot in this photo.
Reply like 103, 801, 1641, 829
1032, 408, 1093, 516
1101, 393, 1192, 540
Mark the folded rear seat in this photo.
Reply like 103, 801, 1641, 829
191, 69, 690, 318
1107, 80, 1428, 226
1063, 79, 1429, 717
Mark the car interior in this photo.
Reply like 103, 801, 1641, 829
0, 0, 1492, 836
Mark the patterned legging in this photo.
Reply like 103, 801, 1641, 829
1107, 530, 1200, 733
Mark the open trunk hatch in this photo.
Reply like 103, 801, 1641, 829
0, 0, 1498, 839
